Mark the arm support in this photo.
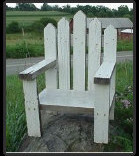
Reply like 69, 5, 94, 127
94, 62, 116, 84
19, 58, 56, 80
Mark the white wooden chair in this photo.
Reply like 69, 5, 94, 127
19, 11, 117, 144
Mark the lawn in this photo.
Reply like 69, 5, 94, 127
6, 11, 73, 26
6, 32, 133, 58
6, 11, 133, 58
6, 61, 133, 152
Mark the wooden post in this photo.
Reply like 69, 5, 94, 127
109, 67, 116, 120
23, 79, 41, 137
109, 98, 115, 120
94, 25, 117, 143
94, 84, 110, 143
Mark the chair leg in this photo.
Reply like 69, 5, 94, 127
94, 84, 110, 144
23, 79, 41, 137
109, 98, 115, 120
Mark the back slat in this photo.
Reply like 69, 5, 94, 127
58, 18, 70, 90
73, 11, 86, 91
104, 25, 117, 63
88, 18, 101, 90
44, 24, 57, 89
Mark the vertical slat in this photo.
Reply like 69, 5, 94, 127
44, 23, 57, 89
73, 10, 86, 91
23, 79, 41, 137
58, 18, 70, 90
88, 18, 101, 90
94, 83, 110, 143
104, 25, 117, 63
110, 67, 116, 107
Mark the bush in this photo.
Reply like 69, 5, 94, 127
40, 17, 57, 28
7, 21, 21, 33
26, 18, 57, 33
6, 41, 44, 58
30, 21, 44, 33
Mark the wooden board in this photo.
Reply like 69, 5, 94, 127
88, 18, 101, 90
94, 62, 115, 84
73, 10, 86, 91
58, 18, 70, 90
19, 59, 56, 80
44, 23, 57, 89
94, 84, 110, 143
39, 89, 94, 114
109, 67, 116, 107
23, 79, 41, 137
103, 25, 117, 63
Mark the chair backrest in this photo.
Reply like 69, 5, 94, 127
44, 10, 117, 91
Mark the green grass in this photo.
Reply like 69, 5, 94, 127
117, 39, 133, 51
6, 32, 133, 58
6, 11, 73, 26
6, 11, 133, 58
6, 11, 71, 16
6, 73, 45, 152
6, 33, 44, 58
104, 61, 133, 152
6, 75, 27, 151
6, 61, 133, 152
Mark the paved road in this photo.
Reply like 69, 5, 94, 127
6, 51, 133, 76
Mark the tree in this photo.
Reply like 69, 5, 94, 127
7, 21, 20, 33
118, 5, 129, 17
16, 3, 38, 11
6, 5, 13, 11
41, 3, 52, 11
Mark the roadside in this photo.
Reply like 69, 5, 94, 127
6, 51, 133, 76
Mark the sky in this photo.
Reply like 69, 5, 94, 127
6, 3, 133, 10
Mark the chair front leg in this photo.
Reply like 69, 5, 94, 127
109, 97, 115, 120
94, 84, 110, 144
23, 79, 41, 137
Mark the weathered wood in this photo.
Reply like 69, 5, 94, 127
23, 79, 41, 137
19, 11, 117, 143
58, 18, 70, 89
109, 67, 116, 107
88, 18, 101, 90
70, 34, 104, 47
109, 95, 115, 120
104, 25, 117, 63
39, 89, 94, 113
94, 83, 110, 143
73, 10, 86, 91
44, 23, 57, 89
94, 62, 115, 84
19, 59, 56, 80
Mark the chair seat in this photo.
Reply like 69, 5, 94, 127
39, 89, 95, 114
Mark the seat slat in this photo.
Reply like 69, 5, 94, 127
39, 89, 94, 113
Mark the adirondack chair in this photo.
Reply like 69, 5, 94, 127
19, 10, 117, 144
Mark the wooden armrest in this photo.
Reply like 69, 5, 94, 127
19, 58, 56, 80
94, 62, 116, 84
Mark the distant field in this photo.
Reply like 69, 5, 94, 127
6, 11, 73, 26
6, 11, 133, 58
